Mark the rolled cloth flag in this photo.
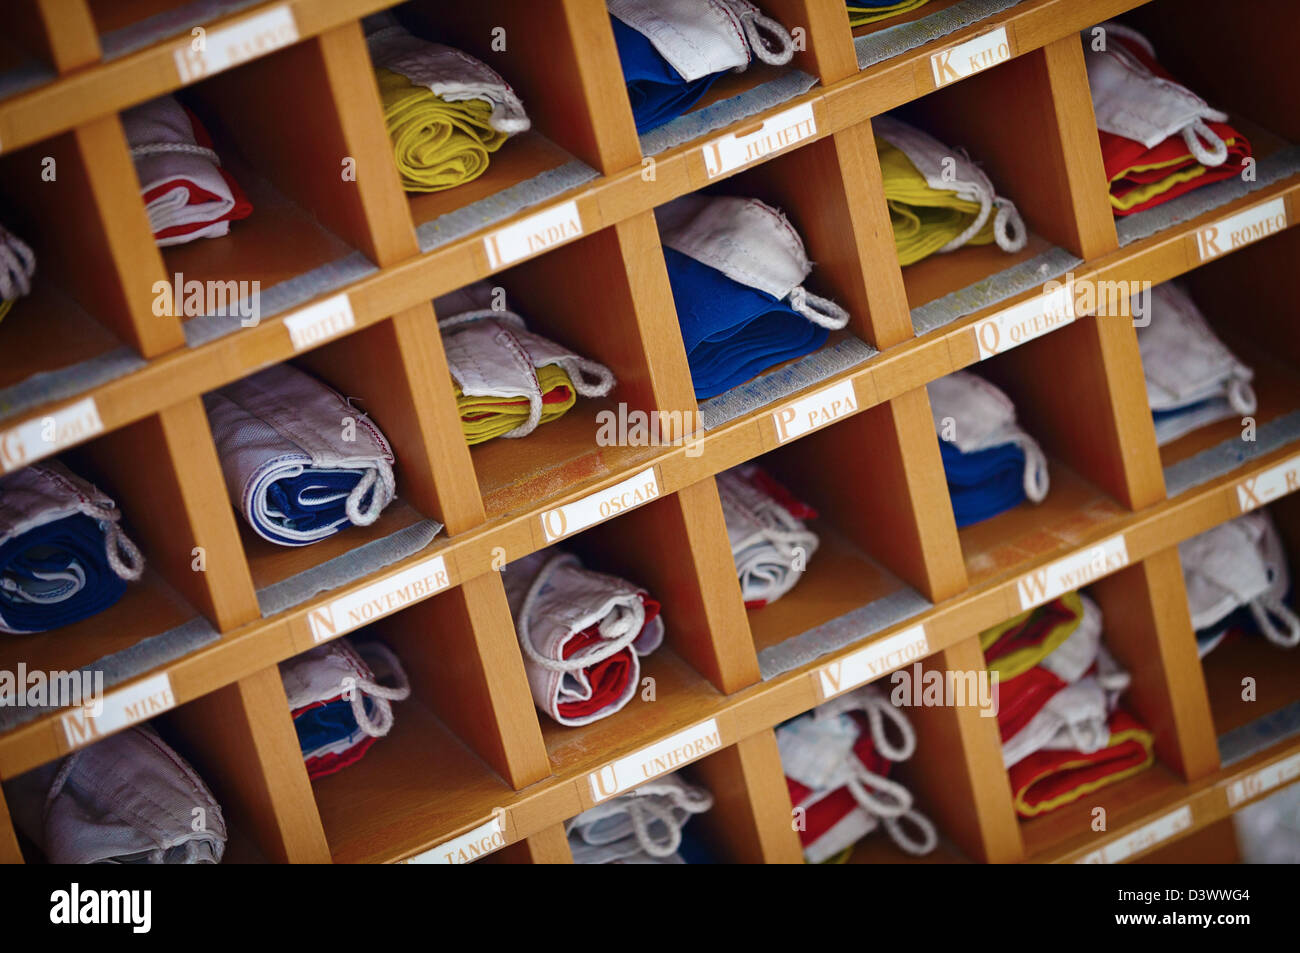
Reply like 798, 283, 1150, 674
1008, 709, 1154, 817
434, 282, 615, 445
503, 549, 664, 727
779, 685, 938, 862
365, 15, 530, 193
1085, 22, 1250, 216
122, 94, 252, 247
979, 592, 1090, 682
659, 194, 850, 399
567, 771, 714, 864
0, 460, 144, 634
1137, 283, 1255, 446
1180, 512, 1300, 654
928, 370, 1048, 527
280, 638, 411, 779
609, 0, 794, 134
4, 724, 227, 864
203, 363, 397, 547
717, 462, 819, 608
845, 0, 931, 26
874, 114, 1027, 266
0, 223, 35, 324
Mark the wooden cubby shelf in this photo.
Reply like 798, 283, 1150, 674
1, 0, 1298, 865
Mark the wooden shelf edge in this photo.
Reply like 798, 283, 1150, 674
7, 420, 1300, 861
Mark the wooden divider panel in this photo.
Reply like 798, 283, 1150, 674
0, 116, 180, 357
0, 787, 22, 864
184, 21, 416, 267
163, 664, 332, 864
765, 389, 968, 603
375, 571, 550, 790
709, 120, 913, 348
1088, 550, 1220, 781
764, 0, 859, 85
295, 303, 486, 534
72, 396, 260, 631
899, 35, 1118, 261
483, 822, 574, 864
565, 478, 760, 694
689, 729, 804, 863
898, 636, 1024, 863
35, 0, 100, 73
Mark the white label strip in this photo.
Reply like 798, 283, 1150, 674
1226, 752, 1300, 808
930, 26, 1012, 88
1077, 805, 1193, 864
589, 718, 722, 803
307, 555, 450, 643
60, 673, 175, 751
972, 280, 1075, 360
404, 815, 507, 865
1195, 197, 1288, 262
1016, 535, 1129, 611
772, 379, 859, 444
540, 467, 659, 543
483, 200, 583, 269
816, 625, 929, 700
702, 101, 817, 179
0, 398, 103, 474
1236, 453, 1300, 513
283, 292, 355, 351
173, 5, 299, 84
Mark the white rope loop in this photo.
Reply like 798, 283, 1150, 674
627, 799, 685, 858
1228, 376, 1257, 416
881, 808, 939, 856
861, 691, 917, 762
846, 769, 913, 819
563, 356, 616, 399
130, 140, 222, 165
789, 286, 851, 330
0, 225, 35, 301
1182, 118, 1228, 167
517, 554, 646, 673
723, 0, 794, 65
1249, 597, 1300, 649
348, 642, 412, 739
993, 197, 1028, 253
